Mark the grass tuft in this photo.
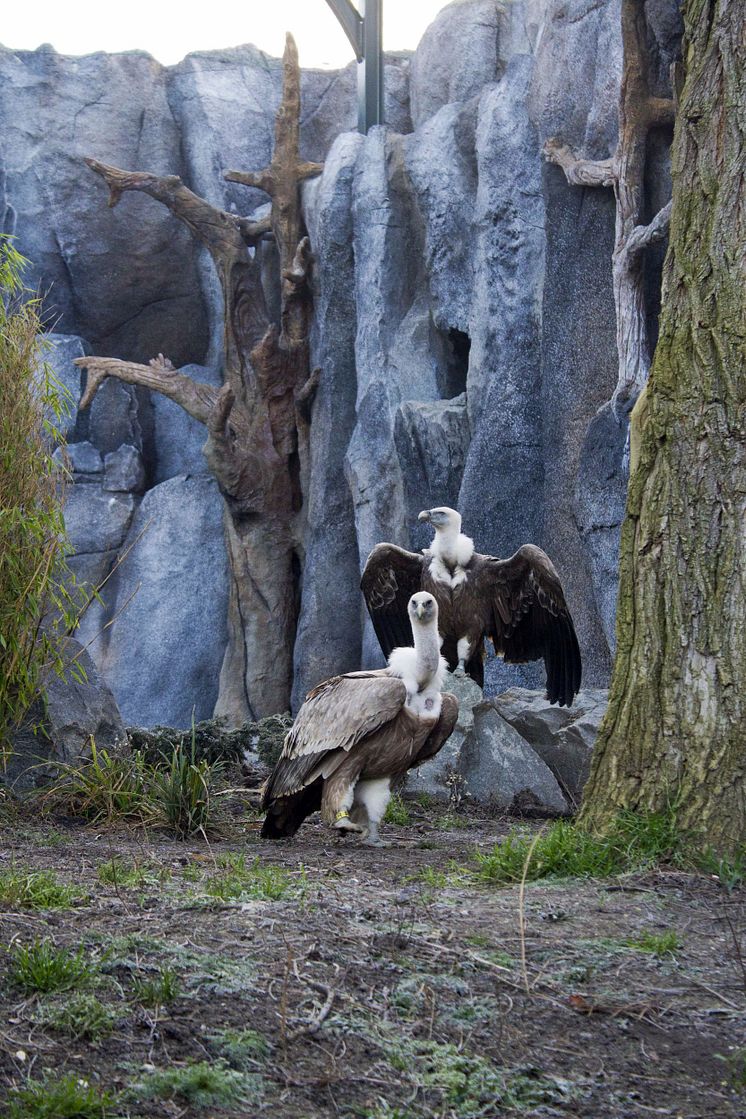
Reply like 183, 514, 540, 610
34, 993, 118, 1041
625, 930, 681, 957
474, 808, 685, 887
204, 854, 304, 902
0, 869, 83, 909
130, 1059, 254, 1107
384, 795, 411, 826
147, 741, 217, 838
96, 857, 169, 890
9, 939, 94, 993
7, 1072, 115, 1119
130, 965, 180, 1007
209, 1027, 271, 1070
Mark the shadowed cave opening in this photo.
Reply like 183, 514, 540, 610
439, 328, 471, 399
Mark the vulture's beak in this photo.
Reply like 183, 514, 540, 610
415, 603, 426, 619
418, 510, 432, 524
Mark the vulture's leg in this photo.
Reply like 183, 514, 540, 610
454, 637, 472, 677
321, 762, 365, 834
355, 778, 392, 847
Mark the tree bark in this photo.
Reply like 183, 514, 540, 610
579, 0, 746, 852
543, 0, 675, 411
75, 35, 322, 721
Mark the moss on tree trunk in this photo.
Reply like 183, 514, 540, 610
579, 0, 746, 852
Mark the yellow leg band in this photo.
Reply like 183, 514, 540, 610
335, 810, 350, 822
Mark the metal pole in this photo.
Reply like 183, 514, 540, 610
324, 0, 384, 133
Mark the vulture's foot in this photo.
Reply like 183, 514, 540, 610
361, 822, 391, 847
333, 812, 364, 835
453, 663, 466, 678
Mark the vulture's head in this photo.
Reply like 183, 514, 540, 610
408, 591, 438, 626
417, 506, 461, 534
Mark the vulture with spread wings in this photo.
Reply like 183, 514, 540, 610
361, 507, 581, 706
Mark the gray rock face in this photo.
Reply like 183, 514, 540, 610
54, 440, 102, 476
63, 483, 135, 554
395, 396, 471, 517
37, 333, 87, 442
492, 686, 608, 806
410, 0, 505, 129
103, 444, 146, 493
461, 703, 569, 815
151, 364, 221, 484
96, 476, 229, 728
406, 670, 484, 801
7, 638, 126, 792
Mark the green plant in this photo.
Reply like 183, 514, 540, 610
722, 1048, 746, 1091
96, 857, 168, 889
0, 868, 83, 909
203, 854, 303, 902
0, 236, 80, 757
209, 1027, 271, 1069
34, 993, 118, 1041
130, 1059, 253, 1108
130, 965, 180, 1007
699, 847, 746, 893
7, 1072, 116, 1119
148, 728, 218, 837
9, 939, 94, 993
384, 795, 411, 826
474, 807, 685, 887
625, 930, 681, 957
43, 743, 151, 825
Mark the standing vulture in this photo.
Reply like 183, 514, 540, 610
261, 592, 458, 845
361, 507, 581, 706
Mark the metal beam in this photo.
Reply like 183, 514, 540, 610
324, 0, 384, 133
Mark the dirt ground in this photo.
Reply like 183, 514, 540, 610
0, 799, 744, 1118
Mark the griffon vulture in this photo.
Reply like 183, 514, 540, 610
261, 592, 458, 845
361, 507, 581, 706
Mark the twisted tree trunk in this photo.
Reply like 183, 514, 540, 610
75, 36, 322, 721
579, 0, 746, 852
544, 0, 675, 411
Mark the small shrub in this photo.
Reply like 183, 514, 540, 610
204, 854, 303, 902
130, 965, 180, 1007
0, 868, 83, 909
10, 939, 94, 993
7, 1072, 115, 1119
625, 930, 681, 957
384, 795, 411, 827
148, 738, 218, 838
34, 993, 118, 1041
0, 236, 78, 757
130, 1059, 252, 1108
44, 744, 151, 825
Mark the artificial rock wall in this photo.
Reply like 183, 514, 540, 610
0, 0, 680, 725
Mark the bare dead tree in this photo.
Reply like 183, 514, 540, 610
75, 35, 322, 722
544, 0, 675, 412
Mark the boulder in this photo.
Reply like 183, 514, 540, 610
395, 395, 471, 517
97, 475, 229, 728
491, 686, 608, 807
63, 482, 135, 555
406, 670, 484, 801
6, 638, 126, 792
103, 444, 146, 493
53, 440, 102, 476
460, 703, 569, 815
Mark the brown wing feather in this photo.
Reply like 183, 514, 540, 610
409, 693, 459, 768
361, 543, 424, 658
261, 672, 406, 805
474, 546, 582, 706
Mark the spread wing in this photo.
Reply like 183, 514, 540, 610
474, 545, 582, 706
410, 693, 459, 769
261, 672, 407, 805
360, 543, 424, 658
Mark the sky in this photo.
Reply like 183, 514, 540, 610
2, 1, 454, 68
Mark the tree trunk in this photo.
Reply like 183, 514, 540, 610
579, 0, 746, 852
74, 36, 321, 721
